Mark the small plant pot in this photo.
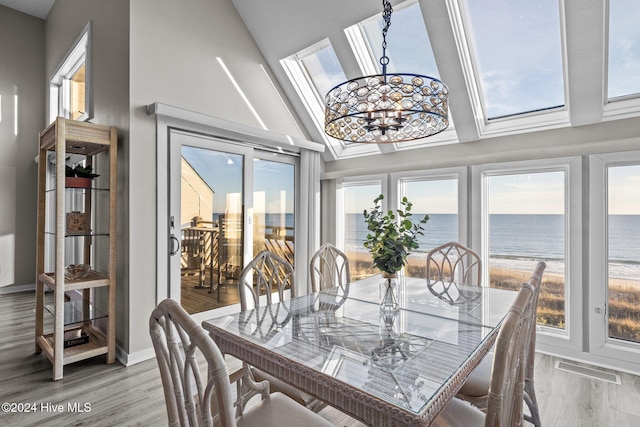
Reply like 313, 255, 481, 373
65, 177, 92, 188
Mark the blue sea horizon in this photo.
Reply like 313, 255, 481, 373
345, 213, 640, 280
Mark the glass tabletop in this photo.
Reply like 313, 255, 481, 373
204, 277, 517, 416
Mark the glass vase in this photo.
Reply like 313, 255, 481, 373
379, 273, 399, 312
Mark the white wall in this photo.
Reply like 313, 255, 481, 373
127, 0, 307, 357
0, 6, 44, 290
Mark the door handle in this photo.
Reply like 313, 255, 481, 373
170, 235, 180, 256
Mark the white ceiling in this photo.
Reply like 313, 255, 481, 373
0, 0, 54, 19
230, 0, 625, 161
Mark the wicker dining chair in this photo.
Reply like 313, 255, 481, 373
149, 299, 333, 427
238, 250, 295, 311
236, 250, 319, 411
309, 243, 351, 293
431, 281, 535, 427
457, 261, 546, 427
426, 242, 482, 304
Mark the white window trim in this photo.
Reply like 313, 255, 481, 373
471, 156, 583, 355
335, 175, 387, 251
49, 22, 92, 123
589, 151, 640, 368
603, 96, 640, 121
280, 40, 382, 160
391, 166, 469, 247
451, 0, 570, 138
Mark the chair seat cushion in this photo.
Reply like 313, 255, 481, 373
251, 367, 316, 407
430, 397, 485, 427
458, 351, 492, 397
237, 392, 334, 427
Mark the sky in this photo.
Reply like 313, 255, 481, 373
343, 167, 640, 216
487, 171, 564, 215
608, 0, 640, 98
313, 1, 640, 217
609, 165, 640, 215
184, 1, 640, 219
181, 146, 294, 216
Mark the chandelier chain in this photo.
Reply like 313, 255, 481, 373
380, 0, 393, 75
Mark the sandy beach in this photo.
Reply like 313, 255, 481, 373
346, 249, 640, 341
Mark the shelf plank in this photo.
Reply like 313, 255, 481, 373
39, 118, 113, 155
39, 271, 110, 291
37, 327, 108, 366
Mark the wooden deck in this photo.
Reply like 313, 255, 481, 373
179, 220, 294, 314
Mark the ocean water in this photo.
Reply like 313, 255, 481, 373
345, 213, 640, 279
214, 212, 639, 279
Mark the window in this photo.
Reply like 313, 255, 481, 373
359, 1, 440, 78
607, 164, 640, 343
49, 23, 91, 123
463, 0, 564, 118
281, 39, 346, 134
339, 180, 382, 280
399, 176, 459, 278
485, 170, 567, 330
298, 40, 347, 101
607, 0, 640, 99
253, 156, 295, 265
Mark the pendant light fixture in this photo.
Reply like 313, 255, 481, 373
324, 0, 449, 144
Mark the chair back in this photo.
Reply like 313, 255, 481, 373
426, 242, 482, 303
310, 243, 351, 293
525, 261, 546, 382
238, 250, 295, 311
149, 299, 236, 427
485, 283, 534, 427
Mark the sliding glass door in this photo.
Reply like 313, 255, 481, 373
168, 131, 296, 316
253, 156, 295, 266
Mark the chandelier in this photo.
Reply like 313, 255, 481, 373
324, 0, 449, 144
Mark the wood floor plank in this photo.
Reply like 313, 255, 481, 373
2, 291, 640, 426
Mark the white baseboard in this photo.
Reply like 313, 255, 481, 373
116, 345, 156, 366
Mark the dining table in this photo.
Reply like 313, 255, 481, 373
202, 275, 518, 426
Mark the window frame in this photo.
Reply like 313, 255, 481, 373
589, 151, 640, 365
281, 39, 381, 160
49, 22, 92, 123
333, 167, 468, 275
335, 175, 387, 251
471, 156, 583, 354
391, 166, 468, 248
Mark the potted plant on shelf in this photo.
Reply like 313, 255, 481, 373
65, 165, 99, 188
363, 194, 429, 310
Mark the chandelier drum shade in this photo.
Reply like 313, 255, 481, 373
324, 0, 449, 144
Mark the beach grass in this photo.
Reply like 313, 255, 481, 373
346, 250, 640, 343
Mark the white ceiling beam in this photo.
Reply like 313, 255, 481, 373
420, 0, 480, 143
564, 0, 606, 126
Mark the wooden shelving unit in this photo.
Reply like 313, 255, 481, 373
35, 117, 117, 380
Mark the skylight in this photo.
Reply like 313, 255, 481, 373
360, 1, 441, 78
464, 0, 565, 119
298, 40, 347, 101
608, 0, 640, 100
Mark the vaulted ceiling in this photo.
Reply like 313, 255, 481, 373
231, 0, 640, 161
4, 0, 639, 162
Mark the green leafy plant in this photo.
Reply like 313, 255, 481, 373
363, 194, 429, 275
65, 165, 99, 179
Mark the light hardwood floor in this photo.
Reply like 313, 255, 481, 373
2, 291, 639, 427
